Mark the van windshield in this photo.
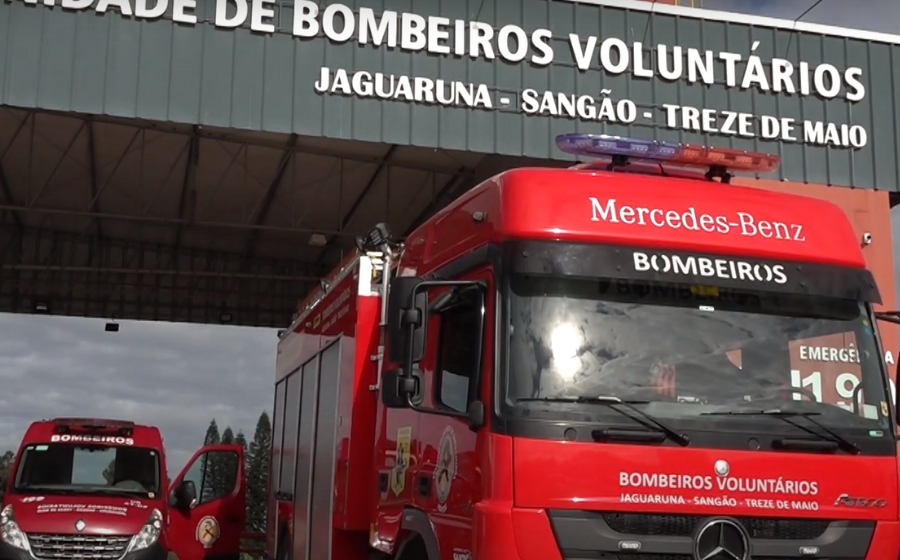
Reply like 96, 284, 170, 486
14, 443, 161, 497
504, 273, 891, 433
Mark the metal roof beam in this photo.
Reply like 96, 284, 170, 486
404, 167, 472, 237
11, 108, 459, 175
0, 158, 22, 231
313, 145, 396, 268
173, 125, 199, 264
7, 225, 322, 278
0, 204, 358, 237
86, 118, 104, 241
238, 133, 298, 271
0, 111, 30, 231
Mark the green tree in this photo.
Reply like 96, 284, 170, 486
0, 450, 14, 498
216, 427, 239, 500
200, 420, 221, 501
0, 450, 14, 478
203, 420, 221, 445
246, 412, 271, 533
0, 450, 15, 500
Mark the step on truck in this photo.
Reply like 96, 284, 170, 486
268, 133, 899, 560
0, 418, 246, 560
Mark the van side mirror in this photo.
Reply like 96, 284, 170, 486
174, 480, 197, 511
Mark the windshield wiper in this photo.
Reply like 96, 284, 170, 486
701, 409, 859, 455
516, 395, 690, 446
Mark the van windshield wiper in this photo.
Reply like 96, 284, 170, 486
701, 408, 859, 455
516, 395, 690, 446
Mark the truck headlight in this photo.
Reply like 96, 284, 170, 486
0, 504, 31, 552
126, 508, 163, 553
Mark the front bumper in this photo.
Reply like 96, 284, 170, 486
0, 541, 167, 560
471, 501, 900, 560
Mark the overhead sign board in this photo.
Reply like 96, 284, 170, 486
6, 0, 900, 188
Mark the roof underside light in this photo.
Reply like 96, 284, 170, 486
556, 133, 781, 179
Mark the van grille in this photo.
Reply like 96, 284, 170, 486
27, 533, 132, 560
601, 512, 830, 539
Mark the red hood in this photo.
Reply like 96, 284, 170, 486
514, 439, 899, 520
7, 495, 159, 535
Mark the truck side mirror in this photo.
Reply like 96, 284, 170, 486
174, 480, 197, 511
381, 368, 419, 408
387, 277, 428, 367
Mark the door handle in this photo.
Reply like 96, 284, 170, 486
417, 474, 431, 497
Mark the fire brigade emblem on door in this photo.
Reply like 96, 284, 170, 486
434, 426, 458, 513
196, 516, 220, 549
391, 426, 412, 496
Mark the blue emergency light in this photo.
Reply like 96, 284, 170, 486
555, 132, 780, 176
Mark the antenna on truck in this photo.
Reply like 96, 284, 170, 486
555, 133, 780, 184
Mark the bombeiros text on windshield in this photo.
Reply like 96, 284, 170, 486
633, 251, 788, 285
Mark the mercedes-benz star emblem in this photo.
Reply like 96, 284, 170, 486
693, 518, 750, 560
714, 459, 730, 477
74, 519, 86, 532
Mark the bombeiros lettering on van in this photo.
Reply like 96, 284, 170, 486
619, 472, 819, 495
51, 434, 135, 446
633, 252, 788, 285
589, 197, 806, 242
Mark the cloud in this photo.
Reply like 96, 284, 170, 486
702, 0, 900, 34
0, 313, 276, 474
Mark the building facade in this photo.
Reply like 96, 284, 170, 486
0, 0, 897, 361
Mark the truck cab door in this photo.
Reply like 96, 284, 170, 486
168, 444, 246, 560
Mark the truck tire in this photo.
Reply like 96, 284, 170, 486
395, 535, 429, 560
276, 532, 290, 560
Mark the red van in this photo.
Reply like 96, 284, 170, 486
0, 418, 246, 560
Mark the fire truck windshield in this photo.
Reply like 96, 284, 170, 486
13, 443, 160, 497
504, 273, 891, 440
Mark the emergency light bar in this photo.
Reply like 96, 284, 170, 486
555, 133, 780, 176
52, 418, 135, 437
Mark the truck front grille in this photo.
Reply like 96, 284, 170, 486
27, 533, 132, 560
601, 512, 830, 539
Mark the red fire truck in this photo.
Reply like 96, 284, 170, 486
268, 133, 899, 560
0, 418, 246, 560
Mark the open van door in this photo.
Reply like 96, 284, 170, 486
168, 444, 246, 560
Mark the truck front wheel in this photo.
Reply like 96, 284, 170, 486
276, 532, 290, 560
395, 535, 428, 560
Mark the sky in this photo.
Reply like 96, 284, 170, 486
1, 0, 900, 478
0, 314, 275, 474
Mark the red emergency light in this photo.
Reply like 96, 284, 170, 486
52, 418, 135, 437
556, 133, 780, 177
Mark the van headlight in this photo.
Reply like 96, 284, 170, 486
0, 504, 31, 552
126, 508, 162, 553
